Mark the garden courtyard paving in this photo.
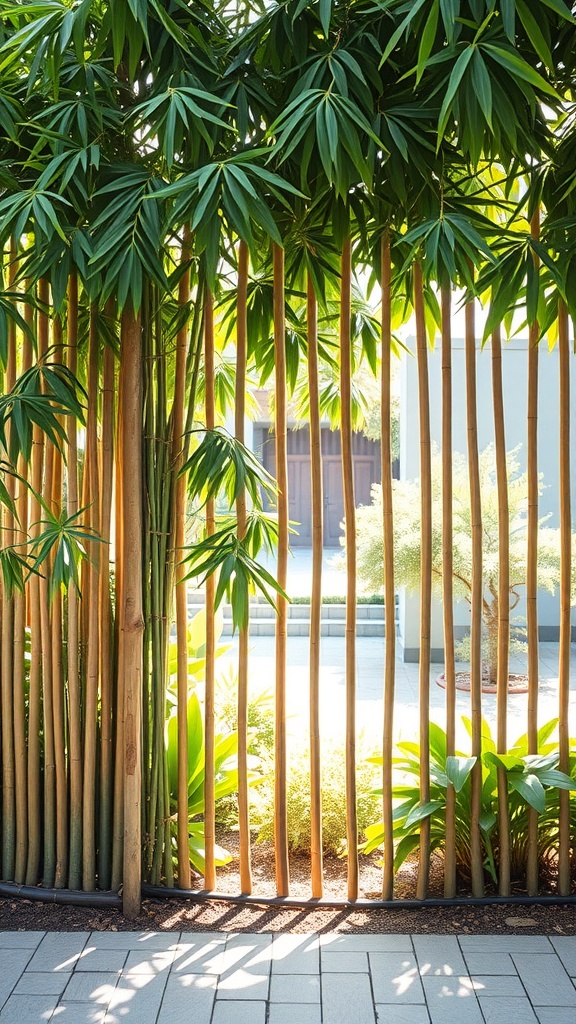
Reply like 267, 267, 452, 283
1, 929, 576, 1023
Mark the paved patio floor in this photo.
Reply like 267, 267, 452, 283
1, 929, 576, 1023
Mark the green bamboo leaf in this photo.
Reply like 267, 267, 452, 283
500, 0, 515, 40
437, 46, 475, 144
482, 43, 562, 99
416, 1, 439, 84
516, 0, 553, 68
319, 0, 331, 36
470, 49, 492, 129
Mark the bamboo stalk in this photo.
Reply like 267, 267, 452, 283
307, 271, 324, 899
174, 234, 191, 890
491, 323, 510, 896
120, 303, 144, 919
414, 263, 431, 900
236, 239, 252, 895
465, 294, 484, 898
273, 241, 290, 897
66, 271, 82, 891
526, 210, 540, 896
83, 305, 101, 891
98, 336, 115, 889
111, 382, 125, 893
340, 235, 359, 901
381, 235, 395, 901
2, 240, 17, 881
441, 284, 457, 899
204, 288, 217, 891
557, 298, 571, 895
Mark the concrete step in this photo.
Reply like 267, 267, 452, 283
186, 601, 387, 637
187, 601, 385, 621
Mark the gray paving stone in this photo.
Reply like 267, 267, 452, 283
268, 1005, 321, 1024
156, 972, 217, 1023
322, 972, 376, 1024
271, 933, 320, 974
369, 952, 425, 1004
211, 999, 266, 1024
0, 993, 59, 1022
26, 932, 89, 973
469, 974, 524, 997
413, 936, 468, 977
458, 935, 552, 953
0, 949, 43, 1010
210, 938, 273, 978
422, 976, 483, 1024
0, 932, 45, 948
512, 953, 576, 1006
461, 952, 516, 975
170, 933, 227, 975
319, 934, 413, 952
73, 949, 128, 973
478, 997, 539, 1023
535, 1010, 576, 1024
50, 1004, 106, 1023
62, 971, 119, 1003
376, 1007, 430, 1024
14, 971, 69, 995
321, 950, 368, 973
87, 931, 181, 951
551, 937, 576, 977
215, 968, 269, 1000
122, 948, 178, 975
105, 971, 169, 1024
269, 973, 320, 1003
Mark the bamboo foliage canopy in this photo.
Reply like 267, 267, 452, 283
0, 0, 576, 915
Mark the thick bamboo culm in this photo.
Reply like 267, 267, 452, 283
414, 263, 431, 900
203, 288, 217, 892
526, 210, 540, 896
174, 238, 191, 891
307, 272, 324, 899
441, 284, 457, 899
236, 239, 252, 895
380, 235, 395, 901
465, 295, 484, 898
273, 241, 290, 897
557, 298, 571, 896
51, 316, 67, 888
340, 235, 359, 901
120, 304, 144, 919
491, 324, 511, 896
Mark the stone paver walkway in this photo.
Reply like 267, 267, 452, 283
0, 930, 575, 1023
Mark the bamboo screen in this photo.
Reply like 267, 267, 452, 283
0, 247, 573, 919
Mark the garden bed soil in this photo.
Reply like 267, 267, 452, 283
1, 837, 574, 936
436, 672, 529, 694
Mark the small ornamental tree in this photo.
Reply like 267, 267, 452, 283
355, 445, 575, 684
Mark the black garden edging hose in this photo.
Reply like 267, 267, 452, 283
0, 881, 122, 909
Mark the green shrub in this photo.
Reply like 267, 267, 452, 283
252, 741, 380, 855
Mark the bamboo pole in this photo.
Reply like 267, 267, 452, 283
441, 284, 457, 899
273, 241, 290, 897
66, 271, 82, 891
340, 235, 359, 901
526, 210, 540, 896
414, 263, 431, 900
204, 288, 217, 891
465, 294, 484, 898
111, 381, 125, 893
120, 303, 144, 918
236, 239, 252, 894
98, 337, 115, 890
557, 298, 571, 895
83, 305, 101, 891
381, 235, 395, 901
491, 323, 511, 896
307, 271, 324, 898
2, 240, 17, 881
174, 235, 191, 890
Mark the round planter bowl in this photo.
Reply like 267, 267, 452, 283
436, 671, 529, 695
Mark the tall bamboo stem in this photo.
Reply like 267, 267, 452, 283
66, 271, 82, 890
51, 317, 67, 887
465, 295, 484, 898
204, 288, 217, 891
98, 338, 115, 889
273, 241, 290, 897
492, 324, 510, 896
526, 210, 540, 896
441, 285, 457, 898
414, 263, 431, 900
307, 271, 323, 898
2, 240, 17, 880
340, 235, 359, 900
557, 298, 571, 895
174, 235, 191, 890
111, 390, 125, 892
381, 235, 395, 900
236, 239, 252, 894
120, 304, 144, 919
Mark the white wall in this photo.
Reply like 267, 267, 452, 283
399, 335, 576, 661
